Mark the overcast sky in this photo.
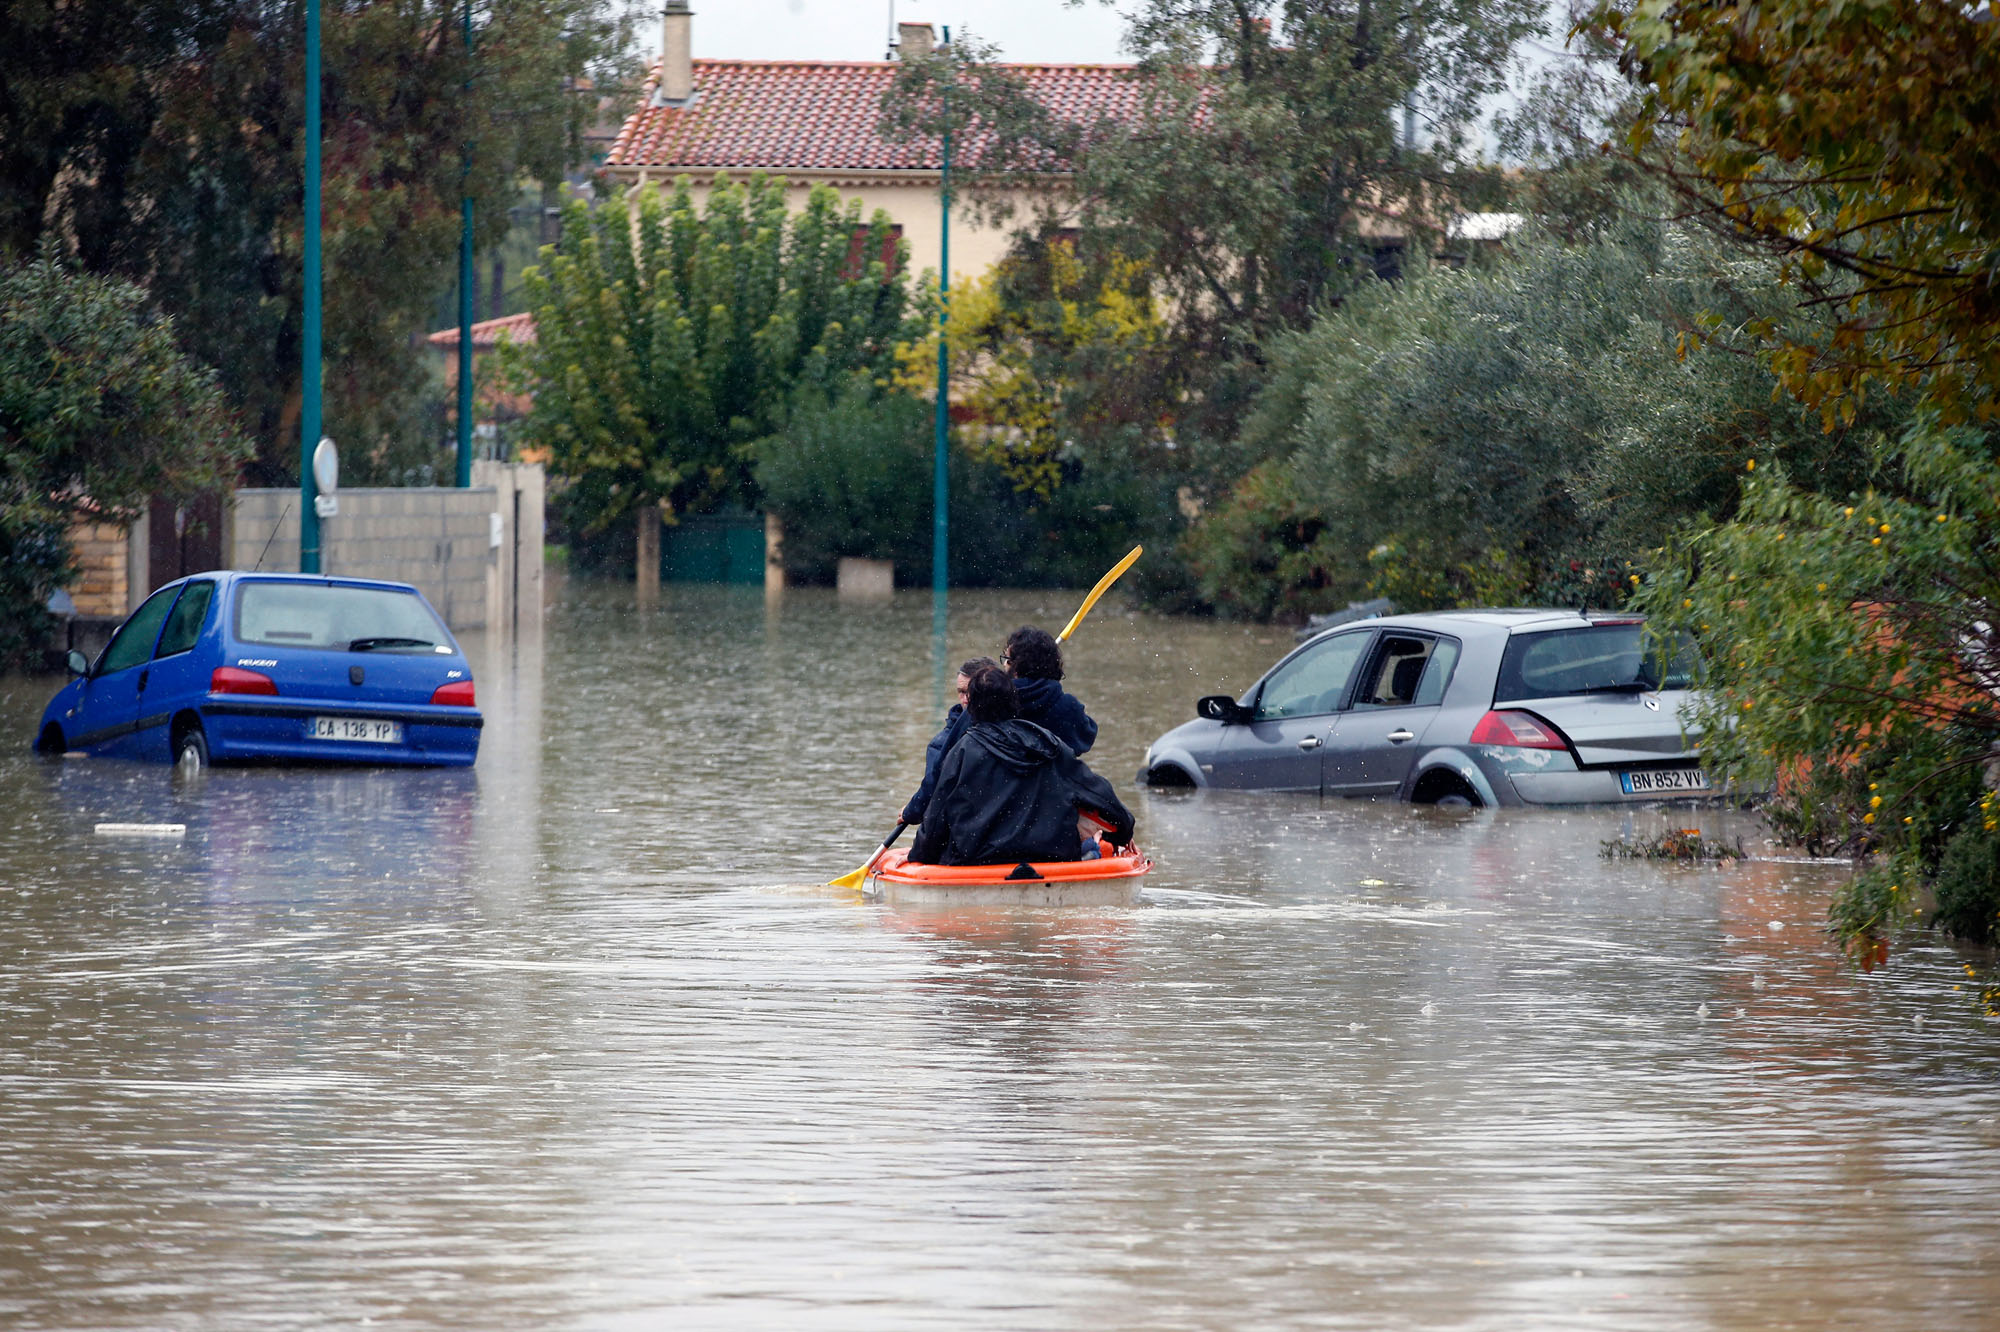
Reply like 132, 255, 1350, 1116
655, 0, 1579, 160
654, 0, 1134, 65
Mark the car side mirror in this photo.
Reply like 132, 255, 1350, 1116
65, 649, 90, 678
1197, 694, 1252, 724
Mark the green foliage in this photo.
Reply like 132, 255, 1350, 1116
0, 0, 639, 479
1212, 221, 1887, 615
0, 243, 248, 667
883, 1, 1548, 450
1181, 462, 1351, 621
0, 518, 72, 671
893, 240, 1170, 498
755, 380, 933, 579
1633, 424, 2000, 950
1933, 822, 2000, 948
1591, 0, 2000, 424
752, 372, 1174, 591
506, 179, 913, 563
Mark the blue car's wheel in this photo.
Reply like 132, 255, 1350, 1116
34, 723, 64, 755
173, 721, 209, 772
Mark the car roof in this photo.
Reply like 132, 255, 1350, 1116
1304, 607, 1638, 641
173, 570, 426, 595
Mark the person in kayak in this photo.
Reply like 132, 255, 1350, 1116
909, 665, 1134, 867
898, 656, 999, 827
1002, 626, 1097, 756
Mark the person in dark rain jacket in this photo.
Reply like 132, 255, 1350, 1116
1002, 625, 1097, 757
898, 656, 999, 827
909, 665, 1134, 867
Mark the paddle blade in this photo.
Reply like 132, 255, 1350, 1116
827, 821, 908, 889
827, 862, 871, 890
1057, 545, 1143, 642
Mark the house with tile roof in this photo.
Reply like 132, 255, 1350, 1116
601, 5, 1145, 285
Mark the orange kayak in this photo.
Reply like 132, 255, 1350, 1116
865, 843, 1152, 906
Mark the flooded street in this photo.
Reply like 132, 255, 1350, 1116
4, 581, 1998, 1330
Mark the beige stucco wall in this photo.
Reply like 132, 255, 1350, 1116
619, 170, 1056, 287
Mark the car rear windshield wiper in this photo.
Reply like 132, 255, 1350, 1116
348, 636, 435, 652
1570, 680, 1655, 694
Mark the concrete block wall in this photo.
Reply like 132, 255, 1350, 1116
231, 472, 542, 634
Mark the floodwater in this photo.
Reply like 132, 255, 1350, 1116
3, 580, 1998, 1331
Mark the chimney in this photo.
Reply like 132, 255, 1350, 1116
897, 20, 935, 60
661, 1, 694, 103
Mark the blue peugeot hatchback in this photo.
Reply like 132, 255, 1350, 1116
34, 572, 482, 768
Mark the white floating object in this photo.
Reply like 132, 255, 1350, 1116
94, 822, 186, 838
1697, 1003, 1711, 1019
1421, 1002, 1439, 1017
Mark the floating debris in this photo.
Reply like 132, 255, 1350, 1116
94, 823, 186, 838
1600, 827, 1744, 862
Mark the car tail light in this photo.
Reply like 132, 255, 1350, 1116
430, 680, 476, 706
1469, 709, 1569, 750
210, 666, 277, 696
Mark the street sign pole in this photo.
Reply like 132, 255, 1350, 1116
300, 0, 322, 572
456, 0, 474, 487
931, 28, 953, 708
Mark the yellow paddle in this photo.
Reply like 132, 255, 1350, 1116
826, 545, 1144, 889
828, 821, 907, 891
1057, 544, 1143, 642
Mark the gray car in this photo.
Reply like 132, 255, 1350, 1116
1141, 609, 1709, 806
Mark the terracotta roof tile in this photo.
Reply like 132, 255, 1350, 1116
426, 311, 537, 349
605, 59, 1145, 174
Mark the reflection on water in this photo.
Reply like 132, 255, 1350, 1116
2, 581, 1997, 1330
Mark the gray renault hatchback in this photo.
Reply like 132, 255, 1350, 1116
1141, 610, 1708, 806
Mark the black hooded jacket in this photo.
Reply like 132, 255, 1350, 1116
909, 718, 1135, 867
1012, 676, 1097, 755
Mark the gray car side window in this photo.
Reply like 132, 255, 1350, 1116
1253, 632, 1371, 720
1352, 634, 1442, 710
1412, 637, 1462, 707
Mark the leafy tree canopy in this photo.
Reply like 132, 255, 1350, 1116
1636, 428, 2000, 970
892, 239, 1168, 496
1189, 219, 1891, 616
506, 178, 914, 568
1589, 0, 2000, 423
883, 0, 1545, 447
0, 0, 639, 482
0, 243, 249, 664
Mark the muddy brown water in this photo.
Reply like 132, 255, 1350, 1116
2, 581, 1996, 1330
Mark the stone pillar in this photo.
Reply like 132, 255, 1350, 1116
636, 505, 660, 607
837, 556, 894, 600
764, 512, 785, 596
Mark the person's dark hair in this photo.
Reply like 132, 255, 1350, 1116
958, 655, 1000, 679
964, 664, 1020, 723
1002, 626, 1063, 681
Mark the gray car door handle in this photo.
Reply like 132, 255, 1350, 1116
1386, 728, 1415, 743
1297, 736, 1322, 751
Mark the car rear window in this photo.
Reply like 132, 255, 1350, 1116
1494, 623, 1696, 702
235, 583, 449, 653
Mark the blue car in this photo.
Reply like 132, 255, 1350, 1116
35, 572, 482, 768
